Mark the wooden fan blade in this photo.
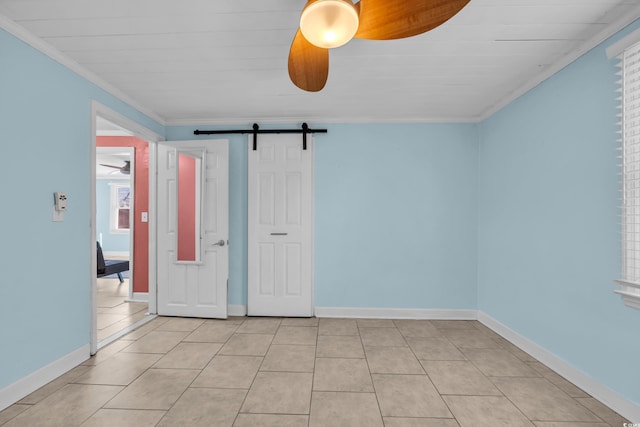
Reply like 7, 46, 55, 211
288, 29, 329, 92
354, 0, 470, 40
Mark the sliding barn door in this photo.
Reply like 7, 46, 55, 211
248, 134, 313, 317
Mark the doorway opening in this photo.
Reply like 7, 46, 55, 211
90, 102, 162, 354
95, 144, 146, 343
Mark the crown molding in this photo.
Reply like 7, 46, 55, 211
477, 7, 640, 122
0, 12, 166, 126
606, 27, 640, 59
165, 115, 478, 127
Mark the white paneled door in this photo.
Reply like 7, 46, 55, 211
248, 134, 313, 317
157, 140, 228, 318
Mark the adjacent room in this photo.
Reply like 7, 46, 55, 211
0, 0, 639, 425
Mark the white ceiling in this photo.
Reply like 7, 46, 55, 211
1, 0, 639, 124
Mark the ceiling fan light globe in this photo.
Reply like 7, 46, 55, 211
300, 0, 359, 49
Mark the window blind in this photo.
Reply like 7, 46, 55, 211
615, 41, 640, 309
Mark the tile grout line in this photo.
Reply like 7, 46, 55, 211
356, 319, 386, 425
308, 319, 320, 427
232, 317, 278, 422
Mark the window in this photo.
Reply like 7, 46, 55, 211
614, 39, 640, 309
110, 183, 131, 234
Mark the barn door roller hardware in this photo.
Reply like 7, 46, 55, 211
193, 123, 327, 150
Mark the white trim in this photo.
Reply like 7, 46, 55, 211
228, 304, 247, 317
147, 141, 158, 315
127, 151, 135, 303
0, 344, 89, 411
97, 315, 156, 350
607, 27, 640, 59
167, 116, 475, 127
614, 290, 640, 310
129, 292, 149, 303
613, 280, 640, 308
314, 307, 478, 319
0, 14, 165, 126
614, 279, 640, 289
90, 104, 98, 355
477, 312, 640, 423
478, 6, 640, 121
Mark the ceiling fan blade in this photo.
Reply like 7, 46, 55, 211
288, 28, 329, 92
354, 0, 470, 40
100, 164, 121, 169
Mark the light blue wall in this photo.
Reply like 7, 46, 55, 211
166, 123, 479, 310
96, 179, 130, 253
0, 28, 163, 389
314, 124, 478, 308
477, 20, 640, 406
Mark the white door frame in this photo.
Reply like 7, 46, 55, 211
90, 101, 164, 355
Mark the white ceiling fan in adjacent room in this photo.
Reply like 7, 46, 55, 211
99, 160, 130, 175
96, 151, 132, 178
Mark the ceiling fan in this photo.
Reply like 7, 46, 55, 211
288, 0, 470, 92
100, 160, 130, 175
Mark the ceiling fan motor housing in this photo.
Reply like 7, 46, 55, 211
300, 0, 359, 48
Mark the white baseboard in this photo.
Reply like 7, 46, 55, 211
478, 312, 640, 423
129, 292, 148, 302
98, 314, 157, 350
314, 306, 478, 320
0, 344, 90, 412
228, 304, 247, 316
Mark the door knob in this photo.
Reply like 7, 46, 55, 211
211, 240, 225, 247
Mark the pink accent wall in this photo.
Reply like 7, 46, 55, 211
177, 155, 197, 261
97, 136, 149, 293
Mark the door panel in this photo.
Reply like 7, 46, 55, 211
259, 243, 276, 296
157, 140, 228, 318
258, 173, 276, 225
285, 243, 302, 296
248, 134, 313, 317
286, 173, 302, 224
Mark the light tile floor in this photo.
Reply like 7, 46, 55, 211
0, 317, 631, 427
96, 278, 148, 342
